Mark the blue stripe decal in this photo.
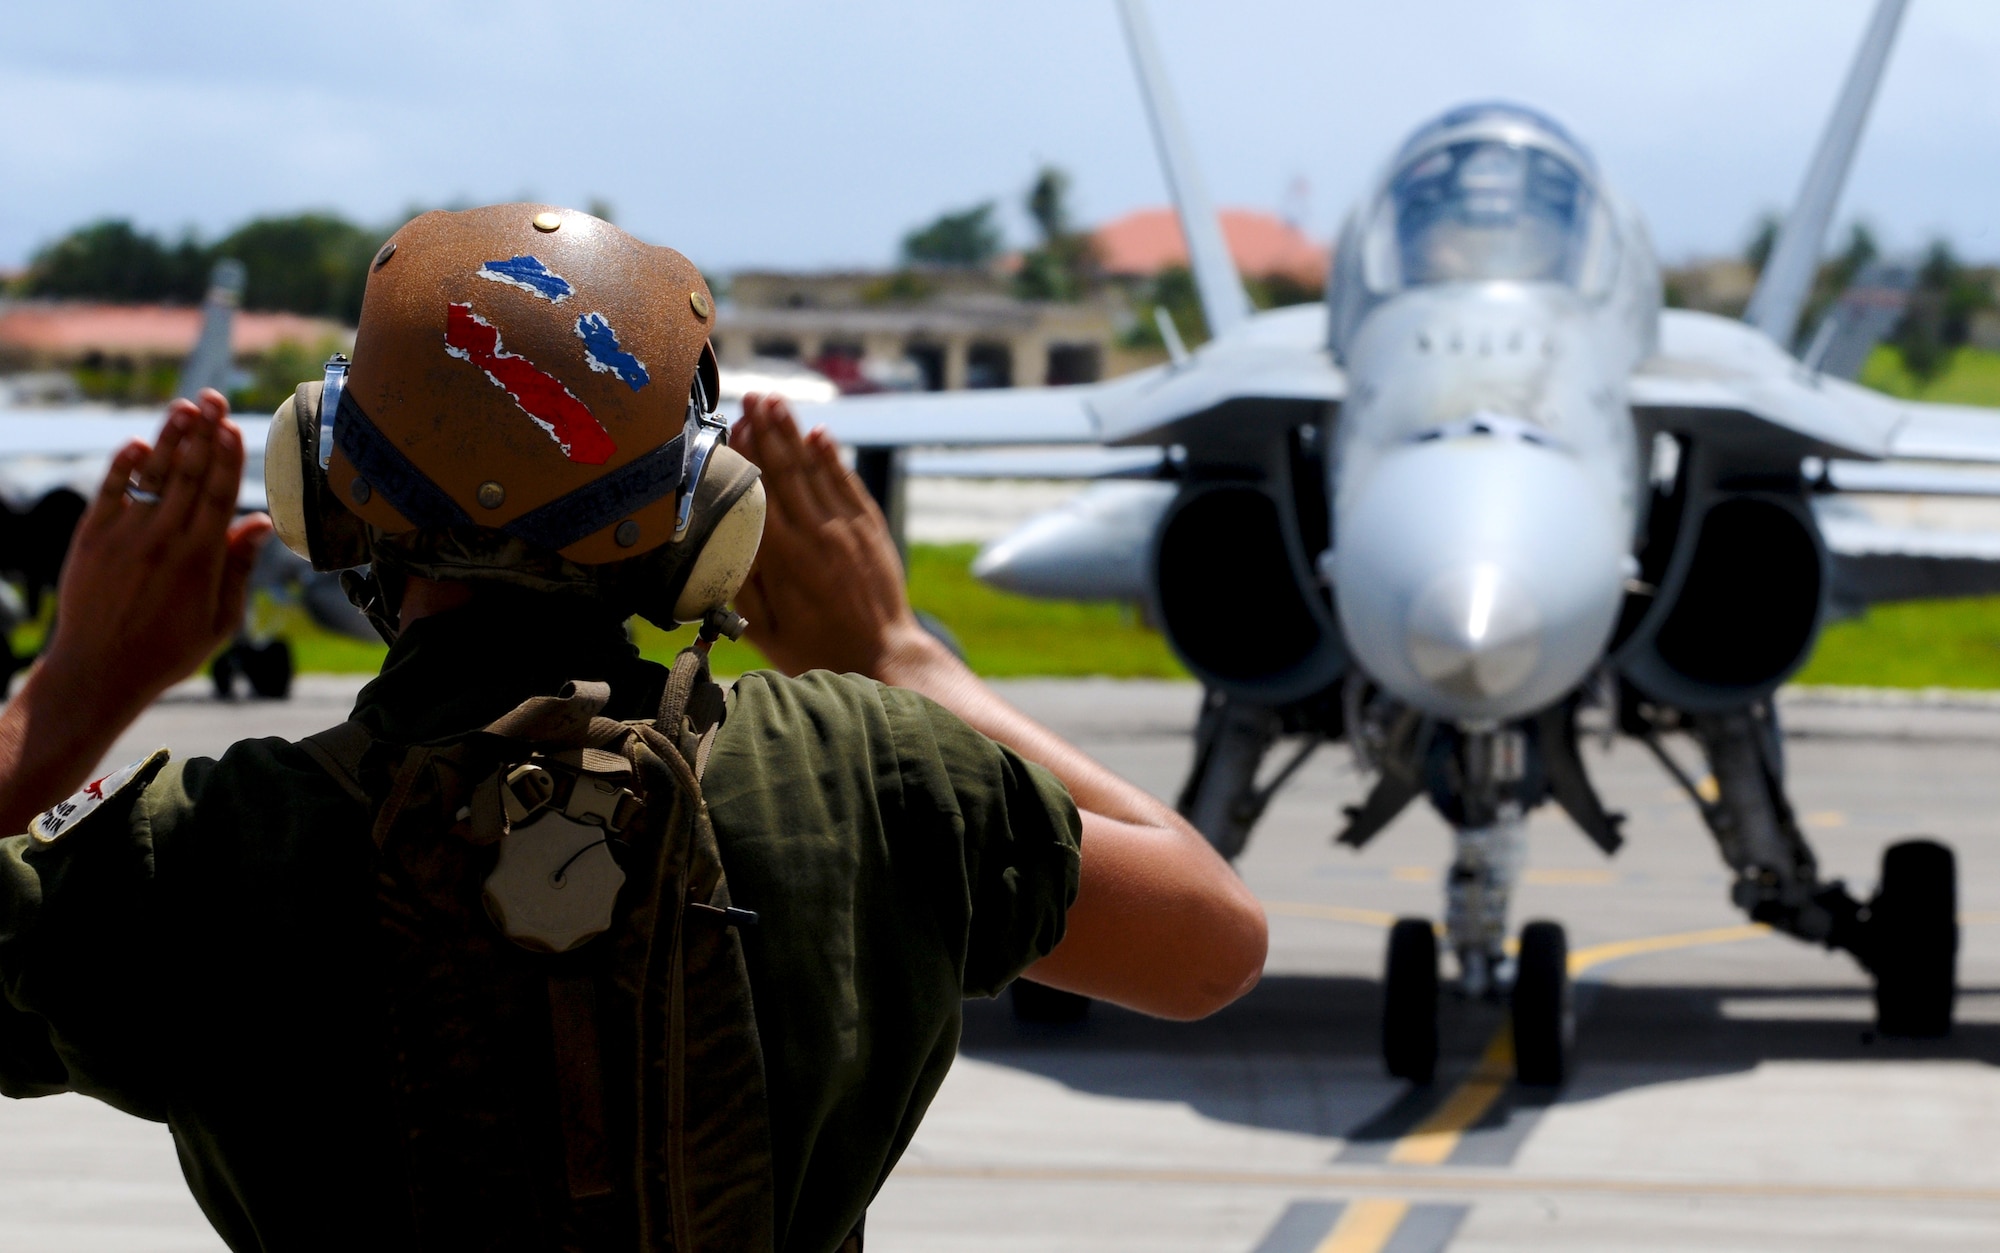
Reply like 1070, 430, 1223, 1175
478, 255, 574, 303
574, 312, 652, 391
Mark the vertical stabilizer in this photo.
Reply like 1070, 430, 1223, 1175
1743, 0, 1907, 351
177, 258, 246, 399
1115, 0, 1252, 339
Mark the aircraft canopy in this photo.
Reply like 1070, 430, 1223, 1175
1360, 106, 1615, 294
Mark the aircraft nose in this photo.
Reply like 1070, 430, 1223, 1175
1406, 563, 1540, 700
1329, 435, 1629, 724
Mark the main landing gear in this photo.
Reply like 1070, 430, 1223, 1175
1646, 703, 1959, 1039
210, 637, 294, 700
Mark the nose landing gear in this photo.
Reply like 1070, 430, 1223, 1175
1379, 916, 1574, 1087
1511, 919, 1573, 1086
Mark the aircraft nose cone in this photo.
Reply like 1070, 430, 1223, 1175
1405, 563, 1541, 700
1329, 434, 1630, 724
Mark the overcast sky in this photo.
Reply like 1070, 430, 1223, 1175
5, 1, 1999, 275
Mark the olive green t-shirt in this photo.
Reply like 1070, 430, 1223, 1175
0, 598, 1081, 1253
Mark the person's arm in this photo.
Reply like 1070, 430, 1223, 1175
0, 390, 271, 834
731, 395, 1266, 1020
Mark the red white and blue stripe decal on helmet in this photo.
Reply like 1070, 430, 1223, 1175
478, 255, 574, 303
575, 312, 650, 391
445, 302, 616, 464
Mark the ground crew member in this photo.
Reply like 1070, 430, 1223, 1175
0, 204, 1266, 1252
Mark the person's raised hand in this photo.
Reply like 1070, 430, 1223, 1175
730, 392, 938, 678
40, 389, 273, 717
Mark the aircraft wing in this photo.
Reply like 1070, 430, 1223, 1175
1636, 310, 2000, 469
1631, 310, 1905, 460
785, 384, 1105, 448
788, 303, 1344, 453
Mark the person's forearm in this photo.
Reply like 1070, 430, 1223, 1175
0, 654, 155, 836
872, 629, 1181, 830
873, 628, 1268, 1018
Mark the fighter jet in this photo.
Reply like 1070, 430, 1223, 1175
796, 0, 2000, 1081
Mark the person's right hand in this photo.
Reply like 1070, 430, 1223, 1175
41, 388, 272, 715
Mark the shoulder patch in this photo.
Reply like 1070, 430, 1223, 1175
31, 750, 168, 843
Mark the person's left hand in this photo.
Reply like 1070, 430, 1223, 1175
730, 392, 937, 678
40, 389, 272, 715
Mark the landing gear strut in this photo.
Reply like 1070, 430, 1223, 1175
1436, 727, 1534, 1000
1648, 702, 1958, 1038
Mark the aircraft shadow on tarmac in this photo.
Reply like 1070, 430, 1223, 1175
960, 974, 2000, 1145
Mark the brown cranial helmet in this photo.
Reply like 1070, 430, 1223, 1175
264, 204, 763, 630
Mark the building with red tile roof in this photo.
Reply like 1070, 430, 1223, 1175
0, 301, 349, 371
1092, 208, 1330, 289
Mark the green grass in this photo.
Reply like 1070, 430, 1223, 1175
283, 543, 1188, 680
270, 548, 2000, 691
902, 543, 1184, 679
1857, 345, 2000, 405
1794, 596, 2000, 690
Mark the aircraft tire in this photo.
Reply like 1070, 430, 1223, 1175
1512, 920, 1572, 1087
210, 649, 240, 700
1382, 917, 1439, 1083
1009, 978, 1091, 1025
1872, 839, 1957, 1038
243, 641, 295, 701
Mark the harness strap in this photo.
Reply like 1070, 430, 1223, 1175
301, 720, 374, 812
483, 680, 612, 745
659, 647, 726, 781
547, 971, 615, 1204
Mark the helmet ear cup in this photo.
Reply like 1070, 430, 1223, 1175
264, 394, 313, 560
672, 476, 764, 623
623, 443, 763, 629
277, 381, 374, 572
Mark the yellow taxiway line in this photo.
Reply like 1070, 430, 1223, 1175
1387, 1031, 1513, 1166
1565, 922, 1772, 976
1383, 923, 1775, 1173
1260, 906, 1787, 1250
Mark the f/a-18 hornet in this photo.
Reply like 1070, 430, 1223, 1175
799, 0, 2000, 1084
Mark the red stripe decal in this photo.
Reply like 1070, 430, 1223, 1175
444, 302, 615, 465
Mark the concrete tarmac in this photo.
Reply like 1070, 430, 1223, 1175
0, 676, 1995, 1250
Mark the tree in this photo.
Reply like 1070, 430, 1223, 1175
1891, 238, 1995, 383
901, 202, 1001, 268
214, 213, 384, 323
1795, 221, 1882, 348
23, 220, 207, 303
1120, 265, 1207, 350
1013, 166, 1097, 302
